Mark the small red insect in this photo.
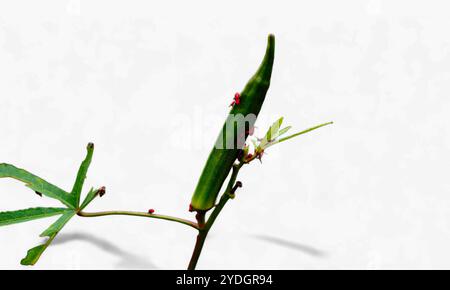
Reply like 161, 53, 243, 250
230, 92, 241, 107
148, 209, 155, 214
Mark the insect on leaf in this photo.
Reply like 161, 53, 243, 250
0, 163, 75, 208
0, 207, 68, 227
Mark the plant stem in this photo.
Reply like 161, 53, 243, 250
77, 210, 198, 230
79, 162, 244, 270
187, 163, 243, 270
188, 230, 208, 270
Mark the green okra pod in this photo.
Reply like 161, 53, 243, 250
190, 34, 275, 212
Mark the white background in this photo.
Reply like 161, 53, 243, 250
1, 0, 450, 269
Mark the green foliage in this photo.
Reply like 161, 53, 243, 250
20, 234, 56, 266
71, 143, 94, 208
0, 143, 99, 266
0, 207, 68, 227
259, 117, 285, 149
275, 122, 333, 145
0, 34, 333, 269
40, 210, 75, 237
243, 118, 333, 163
21, 210, 76, 265
80, 187, 99, 210
0, 164, 75, 208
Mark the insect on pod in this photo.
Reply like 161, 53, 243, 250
190, 34, 275, 212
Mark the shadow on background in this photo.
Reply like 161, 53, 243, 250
54, 232, 158, 269
250, 234, 327, 258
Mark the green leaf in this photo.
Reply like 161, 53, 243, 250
0, 163, 75, 208
260, 126, 292, 149
80, 187, 98, 210
21, 210, 76, 266
71, 143, 94, 208
266, 117, 283, 140
272, 121, 333, 146
260, 117, 283, 148
0, 207, 68, 227
20, 234, 56, 266
40, 210, 75, 237
276, 126, 291, 138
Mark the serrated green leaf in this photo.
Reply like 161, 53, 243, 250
0, 207, 68, 227
271, 121, 333, 146
80, 187, 98, 210
71, 143, 94, 207
40, 210, 75, 237
21, 210, 76, 265
0, 163, 75, 208
20, 234, 56, 266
